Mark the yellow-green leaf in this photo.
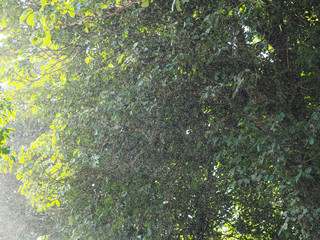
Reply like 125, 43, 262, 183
142, 0, 149, 7
40, 15, 46, 25
50, 13, 56, 22
43, 33, 52, 46
85, 11, 93, 16
69, 11, 75, 18
41, 0, 47, 6
26, 13, 35, 26
60, 73, 66, 84
118, 54, 124, 64
20, 8, 33, 23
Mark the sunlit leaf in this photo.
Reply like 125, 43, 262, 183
43, 33, 52, 46
26, 13, 35, 26
69, 11, 76, 18
118, 54, 124, 64
142, 0, 149, 7
20, 8, 33, 23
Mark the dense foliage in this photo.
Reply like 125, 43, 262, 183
0, 0, 319, 239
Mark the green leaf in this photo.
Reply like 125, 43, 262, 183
68, 216, 74, 226
295, 172, 302, 183
176, 0, 182, 11
276, 112, 285, 122
305, 166, 312, 174
302, 172, 313, 179
309, 137, 314, 145
142, 0, 149, 7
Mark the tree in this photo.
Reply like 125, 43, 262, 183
0, 0, 319, 239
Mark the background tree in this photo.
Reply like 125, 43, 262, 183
0, 0, 319, 239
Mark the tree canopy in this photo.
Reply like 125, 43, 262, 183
0, 0, 319, 239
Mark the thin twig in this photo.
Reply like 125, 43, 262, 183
301, 152, 320, 165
